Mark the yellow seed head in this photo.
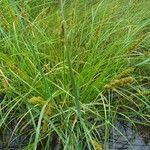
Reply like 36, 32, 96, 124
104, 84, 113, 90
45, 103, 52, 116
91, 139, 103, 150
127, 33, 147, 53
42, 120, 48, 133
29, 96, 46, 106
104, 77, 134, 90
117, 67, 134, 79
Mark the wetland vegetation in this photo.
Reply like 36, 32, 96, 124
0, 0, 150, 149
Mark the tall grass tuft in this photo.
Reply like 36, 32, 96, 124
0, 0, 150, 149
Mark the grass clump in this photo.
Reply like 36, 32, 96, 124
0, 0, 150, 149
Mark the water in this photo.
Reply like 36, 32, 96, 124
109, 122, 150, 150
0, 121, 149, 149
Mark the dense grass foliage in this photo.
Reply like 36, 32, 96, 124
0, 0, 150, 149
